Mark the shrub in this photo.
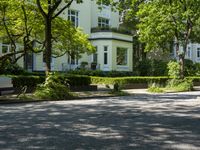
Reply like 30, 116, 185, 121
34, 73, 74, 100
193, 63, 200, 76
148, 86, 164, 93
138, 59, 168, 76
91, 76, 169, 87
0, 60, 26, 75
65, 74, 91, 86
167, 61, 180, 78
166, 78, 193, 92
12, 75, 45, 88
66, 69, 136, 77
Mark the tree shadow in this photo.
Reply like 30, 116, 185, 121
0, 93, 200, 149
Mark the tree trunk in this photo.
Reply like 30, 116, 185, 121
44, 18, 52, 75
179, 55, 184, 79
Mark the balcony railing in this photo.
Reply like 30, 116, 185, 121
91, 27, 132, 35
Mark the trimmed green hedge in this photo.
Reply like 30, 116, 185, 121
12, 76, 45, 88
65, 74, 91, 86
91, 76, 170, 85
11, 74, 91, 88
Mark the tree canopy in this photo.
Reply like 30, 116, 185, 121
132, 0, 200, 77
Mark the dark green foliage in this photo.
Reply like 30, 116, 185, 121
34, 73, 74, 100
67, 69, 136, 77
91, 76, 169, 86
12, 76, 45, 88
0, 60, 26, 75
11, 74, 91, 88
166, 78, 193, 92
65, 74, 91, 86
138, 59, 168, 76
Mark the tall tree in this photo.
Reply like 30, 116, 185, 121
135, 0, 200, 78
0, 0, 43, 67
35, 0, 83, 74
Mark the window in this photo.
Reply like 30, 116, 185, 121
2, 44, 10, 53
92, 47, 98, 63
68, 54, 78, 65
187, 47, 191, 58
68, 9, 79, 27
197, 48, 200, 58
98, 17, 109, 28
116, 47, 128, 65
93, 53, 98, 63
104, 46, 108, 65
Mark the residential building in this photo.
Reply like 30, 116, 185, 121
173, 43, 200, 63
0, 0, 133, 72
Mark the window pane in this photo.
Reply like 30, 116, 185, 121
68, 9, 79, 27
98, 17, 109, 28
93, 53, 98, 63
104, 52, 107, 64
117, 47, 127, 65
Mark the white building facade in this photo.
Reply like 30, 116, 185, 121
173, 43, 200, 63
0, 0, 133, 72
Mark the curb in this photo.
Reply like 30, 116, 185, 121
0, 95, 117, 105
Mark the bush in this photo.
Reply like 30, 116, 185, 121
65, 74, 91, 86
91, 76, 169, 86
34, 73, 74, 100
148, 86, 164, 93
167, 61, 180, 78
0, 60, 26, 75
138, 59, 168, 76
66, 69, 136, 77
184, 59, 196, 76
166, 78, 193, 92
12, 76, 45, 88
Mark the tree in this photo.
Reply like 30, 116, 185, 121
0, 0, 43, 69
35, 0, 83, 74
135, 0, 200, 78
51, 17, 95, 60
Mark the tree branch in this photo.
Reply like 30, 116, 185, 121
52, 0, 74, 19
36, 0, 47, 18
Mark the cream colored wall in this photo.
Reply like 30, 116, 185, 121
91, 40, 113, 71
91, 1, 119, 28
60, 0, 92, 34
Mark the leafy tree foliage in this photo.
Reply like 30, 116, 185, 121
135, 0, 200, 78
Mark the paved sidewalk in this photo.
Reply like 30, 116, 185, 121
0, 91, 200, 149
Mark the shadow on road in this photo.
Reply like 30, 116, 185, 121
0, 93, 200, 149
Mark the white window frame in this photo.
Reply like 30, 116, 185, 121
98, 17, 109, 28
68, 9, 79, 27
2, 44, 10, 54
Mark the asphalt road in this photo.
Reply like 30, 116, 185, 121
0, 92, 200, 150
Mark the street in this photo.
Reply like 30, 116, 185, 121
0, 92, 200, 150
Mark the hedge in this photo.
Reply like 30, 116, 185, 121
65, 74, 91, 86
91, 76, 170, 85
91, 76, 200, 86
12, 76, 45, 88
11, 74, 91, 88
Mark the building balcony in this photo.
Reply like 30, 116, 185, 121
91, 27, 132, 35
89, 27, 133, 43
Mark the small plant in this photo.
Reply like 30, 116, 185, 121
148, 83, 164, 93
34, 73, 74, 100
166, 78, 193, 92
80, 61, 88, 69
167, 61, 180, 78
